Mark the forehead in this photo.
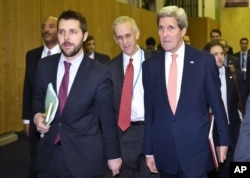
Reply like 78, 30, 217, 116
211, 32, 220, 36
241, 40, 248, 43
159, 16, 178, 26
86, 39, 95, 44
114, 21, 133, 35
58, 19, 80, 29
211, 45, 223, 52
43, 18, 57, 25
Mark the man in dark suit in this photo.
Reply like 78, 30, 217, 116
219, 39, 240, 69
203, 29, 234, 55
22, 16, 60, 178
82, 35, 110, 64
106, 16, 159, 178
142, 6, 230, 178
206, 41, 248, 178
234, 37, 250, 89
33, 10, 122, 178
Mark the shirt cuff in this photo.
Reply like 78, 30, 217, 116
23, 119, 30, 124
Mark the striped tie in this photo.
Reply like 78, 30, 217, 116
118, 58, 134, 131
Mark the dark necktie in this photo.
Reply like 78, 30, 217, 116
54, 61, 71, 144
241, 53, 245, 69
58, 61, 71, 114
118, 58, 134, 131
168, 54, 178, 114
242, 53, 246, 80
47, 50, 51, 56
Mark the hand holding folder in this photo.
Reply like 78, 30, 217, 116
41, 83, 59, 138
208, 115, 219, 170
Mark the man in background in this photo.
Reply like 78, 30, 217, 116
183, 35, 191, 45
22, 16, 60, 178
82, 35, 110, 64
203, 28, 234, 55
206, 41, 248, 178
220, 39, 240, 68
234, 37, 250, 90
145, 36, 157, 51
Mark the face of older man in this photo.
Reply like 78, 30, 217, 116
158, 16, 186, 53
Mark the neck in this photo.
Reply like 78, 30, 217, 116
45, 42, 58, 50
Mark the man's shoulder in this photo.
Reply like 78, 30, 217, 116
26, 46, 44, 55
95, 52, 109, 58
228, 54, 239, 61
234, 51, 240, 56
108, 53, 122, 64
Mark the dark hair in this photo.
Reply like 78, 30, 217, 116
210, 28, 221, 37
85, 35, 95, 43
146, 37, 156, 46
58, 10, 88, 33
205, 41, 225, 54
240, 37, 248, 43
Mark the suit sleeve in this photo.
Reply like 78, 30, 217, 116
206, 55, 230, 146
234, 95, 250, 161
142, 61, 154, 155
22, 53, 33, 121
96, 68, 121, 159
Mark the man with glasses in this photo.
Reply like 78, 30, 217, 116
106, 16, 158, 178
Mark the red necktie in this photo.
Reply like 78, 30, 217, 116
118, 58, 134, 131
55, 61, 71, 144
168, 54, 178, 114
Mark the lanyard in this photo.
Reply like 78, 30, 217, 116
132, 49, 143, 95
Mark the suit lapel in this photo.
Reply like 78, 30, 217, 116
176, 46, 196, 114
59, 55, 90, 116
225, 67, 231, 111
117, 54, 125, 92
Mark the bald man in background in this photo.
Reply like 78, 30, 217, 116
22, 16, 60, 178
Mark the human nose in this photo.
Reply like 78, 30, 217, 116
162, 29, 169, 37
64, 31, 70, 40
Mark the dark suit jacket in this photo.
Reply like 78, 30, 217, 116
234, 94, 250, 161
224, 67, 248, 146
22, 46, 44, 143
142, 44, 230, 177
234, 50, 250, 81
33, 54, 120, 177
228, 46, 234, 56
23, 46, 43, 122
226, 54, 240, 69
94, 52, 110, 64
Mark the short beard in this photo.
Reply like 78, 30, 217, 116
61, 42, 82, 57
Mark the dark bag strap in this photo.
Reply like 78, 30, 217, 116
228, 65, 245, 116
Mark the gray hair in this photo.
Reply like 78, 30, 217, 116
157, 6, 188, 30
112, 16, 138, 34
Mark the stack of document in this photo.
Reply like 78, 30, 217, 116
41, 83, 59, 138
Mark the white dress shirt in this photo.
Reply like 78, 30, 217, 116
122, 46, 145, 122
165, 42, 185, 108
57, 52, 84, 95
23, 44, 61, 124
219, 66, 230, 124
41, 44, 61, 58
